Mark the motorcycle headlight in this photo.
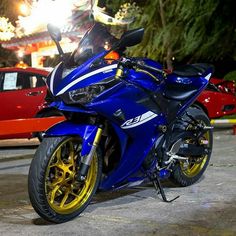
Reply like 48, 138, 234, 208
60, 77, 120, 105
62, 68, 76, 78
60, 84, 106, 105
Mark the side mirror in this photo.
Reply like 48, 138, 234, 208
47, 24, 64, 59
117, 28, 144, 49
47, 24, 62, 42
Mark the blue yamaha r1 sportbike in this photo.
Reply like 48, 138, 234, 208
28, 23, 214, 223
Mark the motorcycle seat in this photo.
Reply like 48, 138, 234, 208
172, 63, 213, 77
163, 85, 198, 101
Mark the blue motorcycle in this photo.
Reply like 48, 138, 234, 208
28, 23, 213, 223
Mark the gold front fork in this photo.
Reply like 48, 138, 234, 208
78, 127, 103, 181
115, 65, 124, 79
93, 127, 103, 146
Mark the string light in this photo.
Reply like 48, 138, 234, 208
17, 0, 78, 35
19, 3, 30, 16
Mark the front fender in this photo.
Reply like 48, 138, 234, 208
45, 121, 98, 156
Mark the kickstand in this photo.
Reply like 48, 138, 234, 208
153, 178, 180, 203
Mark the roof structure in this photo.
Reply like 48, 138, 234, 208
0, 22, 92, 54
0, 1, 93, 54
0, 0, 134, 54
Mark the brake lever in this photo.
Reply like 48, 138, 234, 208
136, 60, 167, 78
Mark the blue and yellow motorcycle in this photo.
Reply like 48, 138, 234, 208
28, 23, 213, 223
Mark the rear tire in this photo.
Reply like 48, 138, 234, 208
28, 136, 102, 223
169, 107, 213, 186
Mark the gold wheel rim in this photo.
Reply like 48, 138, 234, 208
180, 153, 208, 177
180, 121, 211, 178
45, 138, 98, 214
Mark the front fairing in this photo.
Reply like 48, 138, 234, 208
47, 50, 111, 96
47, 22, 119, 98
46, 22, 164, 108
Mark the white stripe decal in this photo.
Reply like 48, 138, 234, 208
56, 64, 118, 96
205, 73, 212, 81
50, 63, 61, 94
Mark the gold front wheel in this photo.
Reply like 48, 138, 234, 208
28, 136, 102, 223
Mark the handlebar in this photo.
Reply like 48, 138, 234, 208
115, 57, 166, 80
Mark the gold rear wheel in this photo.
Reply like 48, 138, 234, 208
170, 107, 213, 186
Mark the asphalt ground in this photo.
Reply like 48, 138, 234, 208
0, 127, 235, 236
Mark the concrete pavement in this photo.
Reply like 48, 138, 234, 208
0, 128, 235, 236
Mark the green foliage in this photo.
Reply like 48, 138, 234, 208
220, 114, 236, 119
104, 0, 236, 68
224, 71, 236, 82
104, 0, 132, 15
128, 0, 222, 65
0, 17, 15, 41
0, 0, 18, 24
0, 0, 20, 67
109, 2, 141, 38
115, 2, 141, 21
179, 0, 236, 62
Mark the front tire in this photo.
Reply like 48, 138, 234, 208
170, 107, 213, 186
28, 136, 102, 223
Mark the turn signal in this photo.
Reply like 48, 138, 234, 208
104, 51, 120, 64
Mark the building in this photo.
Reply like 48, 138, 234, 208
0, 0, 92, 68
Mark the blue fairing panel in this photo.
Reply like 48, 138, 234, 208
49, 101, 97, 114
45, 121, 98, 156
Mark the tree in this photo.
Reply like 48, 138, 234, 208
175, 0, 236, 64
126, 0, 220, 69
104, 0, 236, 70
100, 0, 130, 15
0, 0, 19, 25
0, 0, 19, 67
0, 17, 15, 41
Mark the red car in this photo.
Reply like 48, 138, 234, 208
0, 67, 62, 139
196, 77, 236, 119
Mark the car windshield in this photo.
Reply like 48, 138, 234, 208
69, 23, 117, 66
